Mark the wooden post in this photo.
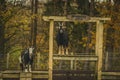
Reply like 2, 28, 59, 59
36, 52, 40, 70
95, 21, 99, 77
70, 52, 74, 70
70, 60, 74, 70
0, 72, 2, 80
105, 51, 109, 70
96, 21, 104, 80
74, 60, 77, 70
49, 19, 54, 80
6, 53, 9, 69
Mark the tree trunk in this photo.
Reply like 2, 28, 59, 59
30, 0, 34, 46
0, 0, 6, 70
84, 0, 95, 70
33, 0, 38, 70
0, 0, 6, 56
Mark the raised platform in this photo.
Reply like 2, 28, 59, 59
1, 70, 120, 80
53, 54, 98, 61
0, 70, 48, 79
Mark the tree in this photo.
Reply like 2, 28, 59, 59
0, 0, 6, 56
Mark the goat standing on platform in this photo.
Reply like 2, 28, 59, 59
56, 23, 69, 55
19, 47, 34, 72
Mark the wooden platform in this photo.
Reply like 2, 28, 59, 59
53, 54, 98, 61
0, 70, 48, 79
1, 70, 120, 80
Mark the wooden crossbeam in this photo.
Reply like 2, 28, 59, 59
102, 72, 120, 79
43, 16, 111, 22
53, 54, 98, 61
102, 72, 120, 76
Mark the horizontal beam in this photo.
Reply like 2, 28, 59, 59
2, 70, 48, 74
43, 16, 111, 22
102, 72, 120, 76
33, 75, 48, 78
53, 54, 98, 61
1, 70, 48, 79
2, 73, 19, 78
102, 72, 120, 79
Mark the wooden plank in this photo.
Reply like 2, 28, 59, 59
102, 76, 120, 80
53, 55, 98, 61
32, 71, 48, 74
2, 73, 19, 78
43, 16, 111, 22
3, 71, 120, 79
32, 75, 48, 78
2, 70, 20, 78
2, 70, 48, 74
102, 72, 120, 76
1, 70, 48, 79
102, 72, 120, 80
2, 70, 20, 73
2, 74, 48, 79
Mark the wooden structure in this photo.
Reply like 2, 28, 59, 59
102, 71, 120, 79
1, 70, 120, 80
53, 54, 98, 61
0, 70, 48, 80
0, 15, 111, 80
42, 15, 111, 80
53, 70, 96, 80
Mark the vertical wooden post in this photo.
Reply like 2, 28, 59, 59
105, 51, 109, 70
95, 21, 99, 56
70, 60, 74, 70
74, 60, 77, 70
6, 53, 9, 69
70, 52, 74, 70
36, 52, 40, 70
96, 21, 103, 80
49, 19, 54, 80
95, 21, 99, 77
0, 72, 2, 80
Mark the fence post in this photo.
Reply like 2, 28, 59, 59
96, 21, 104, 80
49, 19, 54, 80
0, 72, 2, 80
